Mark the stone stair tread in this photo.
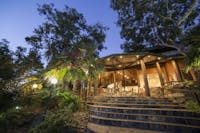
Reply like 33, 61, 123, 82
89, 104, 191, 112
87, 122, 166, 133
89, 110, 200, 121
90, 115, 200, 129
87, 102, 183, 107
102, 96, 169, 99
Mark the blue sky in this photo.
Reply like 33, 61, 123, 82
0, 0, 123, 57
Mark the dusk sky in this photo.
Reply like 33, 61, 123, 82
0, 0, 123, 57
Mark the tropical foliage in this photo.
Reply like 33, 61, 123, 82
185, 100, 200, 113
29, 110, 80, 133
183, 25, 200, 72
25, 4, 106, 94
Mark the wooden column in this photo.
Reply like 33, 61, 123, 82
123, 64, 125, 90
113, 71, 116, 91
190, 70, 197, 81
156, 62, 164, 86
162, 64, 169, 82
136, 69, 140, 95
140, 59, 150, 96
171, 60, 182, 81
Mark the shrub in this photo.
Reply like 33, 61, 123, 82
0, 109, 36, 133
29, 110, 80, 133
0, 89, 15, 111
184, 100, 200, 113
59, 92, 81, 112
183, 81, 200, 90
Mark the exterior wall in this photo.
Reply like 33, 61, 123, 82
138, 67, 161, 88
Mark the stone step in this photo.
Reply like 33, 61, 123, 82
87, 102, 183, 109
91, 96, 171, 101
94, 97, 171, 100
92, 100, 175, 104
89, 110, 200, 126
89, 115, 200, 133
86, 123, 165, 133
101, 96, 170, 100
89, 105, 200, 117
92, 98, 173, 103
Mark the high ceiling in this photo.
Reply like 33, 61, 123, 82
101, 52, 166, 71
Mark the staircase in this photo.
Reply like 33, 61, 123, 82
87, 96, 200, 133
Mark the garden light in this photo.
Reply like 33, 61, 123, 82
50, 77, 58, 85
32, 84, 38, 89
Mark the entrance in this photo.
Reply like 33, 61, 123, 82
99, 69, 145, 96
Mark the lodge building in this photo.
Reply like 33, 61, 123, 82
97, 47, 197, 97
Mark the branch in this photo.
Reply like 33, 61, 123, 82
178, 0, 198, 26
155, 33, 187, 56
152, 0, 172, 21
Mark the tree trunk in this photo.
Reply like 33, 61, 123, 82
197, 71, 200, 86
94, 79, 98, 96
73, 80, 79, 95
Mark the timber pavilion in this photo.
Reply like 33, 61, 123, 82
95, 47, 197, 97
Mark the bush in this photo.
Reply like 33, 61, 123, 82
29, 110, 80, 133
184, 100, 200, 113
0, 89, 15, 111
183, 81, 200, 90
59, 92, 81, 112
0, 109, 36, 133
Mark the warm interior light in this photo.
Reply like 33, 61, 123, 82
118, 65, 122, 67
148, 55, 151, 58
136, 55, 139, 58
119, 56, 123, 59
158, 57, 161, 60
137, 61, 140, 64
107, 58, 110, 61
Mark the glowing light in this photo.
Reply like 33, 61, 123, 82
32, 84, 38, 89
137, 61, 140, 64
107, 58, 110, 61
118, 65, 122, 67
50, 78, 58, 85
136, 55, 139, 58
158, 57, 161, 60
119, 56, 123, 59
148, 55, 151, 58
15, 106, 21, 110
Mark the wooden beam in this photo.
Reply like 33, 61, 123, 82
190, 70, 197, 81
171, 60, 182, 81
156, 62, 164, 86
140, 59, 150, 96
162, 63, 169, 82
113, 71, 116, 90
